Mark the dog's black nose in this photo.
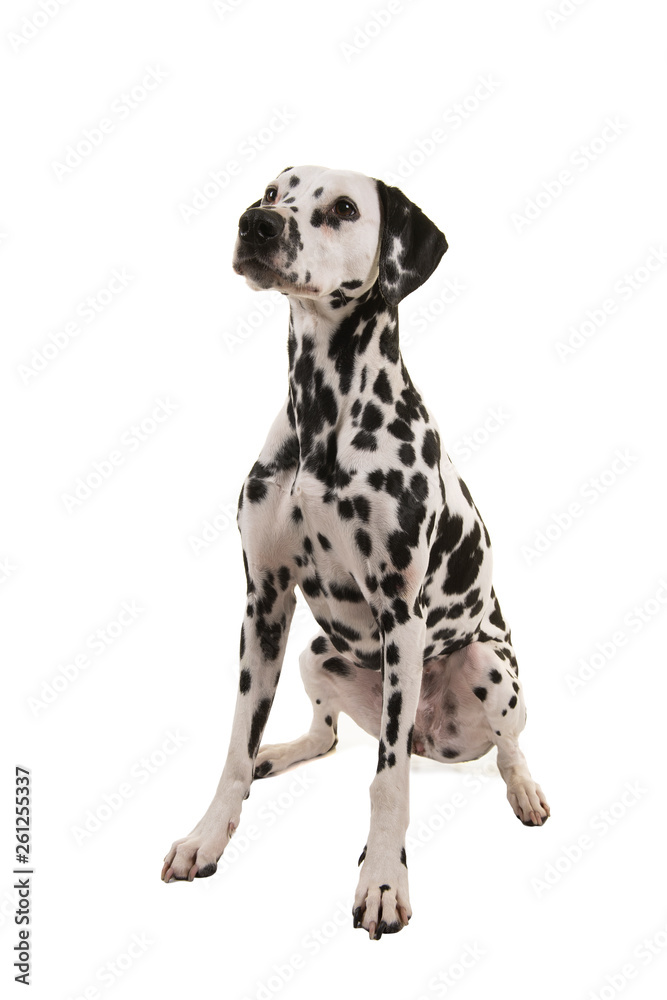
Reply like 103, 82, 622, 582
238, 208, 285, 246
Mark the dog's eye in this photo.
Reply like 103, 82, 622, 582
264, 187, 278, 203
333, 198, 358, 219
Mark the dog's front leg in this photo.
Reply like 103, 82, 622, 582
354, 612, 425, 938
162, 561, 296, 881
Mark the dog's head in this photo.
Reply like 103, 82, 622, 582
232, 166, 447, 308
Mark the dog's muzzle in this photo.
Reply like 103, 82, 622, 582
237, 208, 285, 247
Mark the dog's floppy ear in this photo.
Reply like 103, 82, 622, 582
375, 179, 448, 306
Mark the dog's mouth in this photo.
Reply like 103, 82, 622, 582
233, 255, 320, 296
233, 256, 281, 288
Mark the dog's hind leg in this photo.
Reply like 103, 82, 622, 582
450, 640, 550, 826
254, 631, 356, 778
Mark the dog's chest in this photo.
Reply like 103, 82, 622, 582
270, 473, 382, 655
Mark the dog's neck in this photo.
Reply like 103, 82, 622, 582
286, 283, 416, 483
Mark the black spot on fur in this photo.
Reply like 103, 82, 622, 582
385, 469, 404, 496
239, 667, 251, 693
377, 739, 387, 772
248, 697, 272, 758
426, 606, 447, 628
443, 522, 484, 595
421, 429, 440, 468
330, 579, 364, 602
354, 648, 382, 670
465, 588, 481, 609
489, 593, 507, 630
459, 478, 474, 507
355, 529, 372, 556
393, 598, 410, 624
311, 635, 328, 655
353, 495, 371, 521
331, 619, 361, 641
381, 574, 404, 598
387, 531, 412, 570
386, 642, 401, 667
381, 610, 395, 633
323, 656, 352, 677
301, 575, 324, 598
352, 430, 378, 451
368, 469, 385, 490
387, 419, 414, 442
362, 401, 384, 432
246, 478, 268, 503
379, 324, 399, 362
373, 370, 393, 404
386, 691, 402, 745
255, 617, 283, 660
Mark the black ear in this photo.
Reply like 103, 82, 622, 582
375, 179, 448, 306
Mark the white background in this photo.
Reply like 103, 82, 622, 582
2, 0, 666, 997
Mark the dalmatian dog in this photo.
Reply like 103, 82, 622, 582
162, 165, 550, 938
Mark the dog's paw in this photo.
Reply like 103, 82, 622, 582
161, 819, 236, 882
507, 779, 550, 826
353, 857, 411, 939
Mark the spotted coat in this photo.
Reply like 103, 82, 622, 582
162, 166, 550, 939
